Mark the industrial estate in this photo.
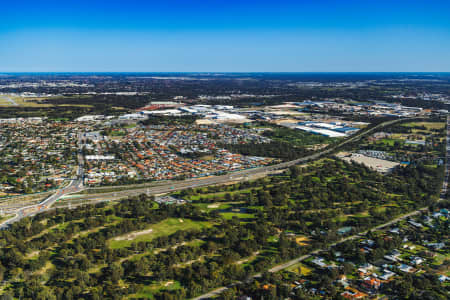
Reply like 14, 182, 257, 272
0, 73, 448, 300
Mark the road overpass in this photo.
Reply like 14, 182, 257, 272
0, 117, 424, 227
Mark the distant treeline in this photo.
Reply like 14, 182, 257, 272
220, 141, 312, 161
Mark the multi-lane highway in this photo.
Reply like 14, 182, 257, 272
57, 117, 413, 204
193, 115, 450, 300
0, 173, 85, 228
0, 134, 86, 228
0, 117, 423, 228
0, 115, 447, 298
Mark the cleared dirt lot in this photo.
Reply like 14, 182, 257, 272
336, 152, 399, 173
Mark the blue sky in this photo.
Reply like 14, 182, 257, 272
0, 0, 449, 72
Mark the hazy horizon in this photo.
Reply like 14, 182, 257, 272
1, 0, 449, 72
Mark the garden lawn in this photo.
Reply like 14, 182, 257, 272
220, 212, 255, 220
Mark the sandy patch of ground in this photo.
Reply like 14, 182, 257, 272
26, 250, 40, 259
216, 118, 253, 124
114, 228, 153, 241
164, 281, 174, 287
34, 261, 54, 276
196, 119, 217, 125
207, 203, 220, 208
268, 110, 304, 116
236, 251, 260, 265
72, 226, 106, 240
273, 118, 299, 125
295, 236, 310, 246
305, 144, 329, 151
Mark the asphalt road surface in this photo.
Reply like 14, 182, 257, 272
191, 206, 430, 300
0, 177, 84, 229
192, 115, 450, 300
0, 117, 425, 228
65, 118, 412, 204
2, 95, 18, 106
0, 133, 86, 228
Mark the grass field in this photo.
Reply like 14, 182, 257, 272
0, 214, 14, 224
220, 211, 256, 220
0, 94, 93, 107
193, 201, 239, 211
378, 138, 403, 146
184, 187, 257, 201
109, 218, 213, 249
0, 95, 52, 107
0, 96, 10, 106
402, 122, 445, 130
285, 262, 312, 275
263, 124, 338, 146
199, 155, 214, 161
129, 280, 181, 299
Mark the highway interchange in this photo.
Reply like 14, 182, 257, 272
0, 117, 430, 228
0, 115, 447, 299
58, 117, 409, 206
